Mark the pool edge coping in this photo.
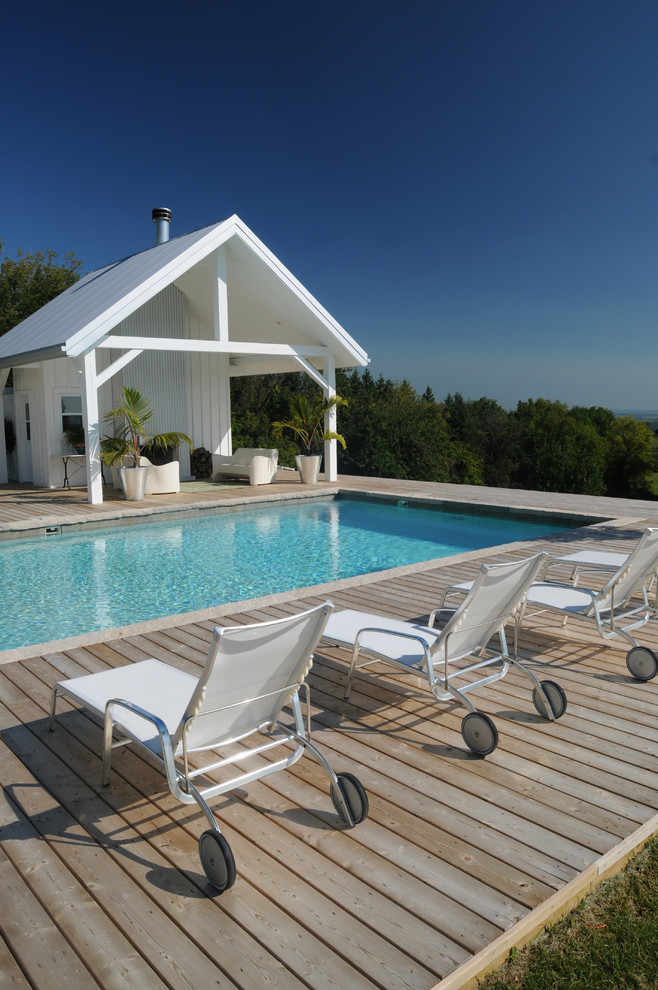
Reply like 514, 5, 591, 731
0, 485, 614, 541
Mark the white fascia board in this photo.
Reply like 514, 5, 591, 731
65, 218, 239, 357
229, 217, 370, 366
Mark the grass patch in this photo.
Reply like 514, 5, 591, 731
478, 837, 658, 989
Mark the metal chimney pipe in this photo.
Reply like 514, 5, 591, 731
152, 207, 172, 245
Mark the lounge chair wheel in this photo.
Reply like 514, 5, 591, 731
461, 712, 498, 757
199, 830, 236, 893
626, 646, 658, 682
532, 680, 568, 720
331, 772, 369, 827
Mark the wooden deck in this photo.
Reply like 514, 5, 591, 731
1, 476, 658, 989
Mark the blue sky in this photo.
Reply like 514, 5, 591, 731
2, 1, 658, 410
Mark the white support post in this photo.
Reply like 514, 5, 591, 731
213, 246, 229, 343
323, 356, 338, 482
0, 368, 9, 484
82, 349, 103, 504
213, 246, 232, 455
216, 354, 232, 456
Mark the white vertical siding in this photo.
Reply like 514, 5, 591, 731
119, 285, 191, 476
184, 313, 232, 458
44, 358, 84, 487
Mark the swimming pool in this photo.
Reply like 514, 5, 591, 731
1, 495, 576, 651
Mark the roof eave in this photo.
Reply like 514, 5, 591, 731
0, 345, 67, 371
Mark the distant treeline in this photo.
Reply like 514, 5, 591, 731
231, 370, 657, 500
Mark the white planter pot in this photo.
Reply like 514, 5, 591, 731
295, 454, 322, 484
119, 465, 149, 501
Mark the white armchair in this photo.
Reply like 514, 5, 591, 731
212, 448, 278, 486
110, 456, 180, 495
141, 456, 180, 495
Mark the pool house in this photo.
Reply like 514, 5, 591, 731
0, 209, 368, 503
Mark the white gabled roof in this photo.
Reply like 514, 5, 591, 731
0, 215, 369, 372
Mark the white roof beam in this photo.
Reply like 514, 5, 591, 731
97, 336, 330, 358
228, 355, 330, 390
293, 355, 330, 390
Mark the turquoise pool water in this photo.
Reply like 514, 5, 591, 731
1, 496, 572, 651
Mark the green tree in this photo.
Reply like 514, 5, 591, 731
569, 407, 655, 498
444, 393, 517, 487
570, 405, 617, 434
604, 415, 655, 498
512, 398, 607, 495
229, 372, 320, 464
0, 240, 83, 336
229, 370, 654, 500
336, 372, 475, 482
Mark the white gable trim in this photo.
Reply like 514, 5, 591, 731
231, 219, 368, 364
64, 216, 368, 367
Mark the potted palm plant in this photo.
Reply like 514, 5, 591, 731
100, 386, 192, 500
273, 392, 347, 484
63, 425, 86, 454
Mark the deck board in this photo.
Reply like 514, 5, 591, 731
1, 476, 658, 988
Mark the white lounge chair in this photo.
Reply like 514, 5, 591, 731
542, 547, 629, 582
540, 533, 658, 606
440, 559, 635, 608
49, 603, 368, 893
524, 527, 658, 682
439, 531, 655, 611
323, 553, 567, 757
